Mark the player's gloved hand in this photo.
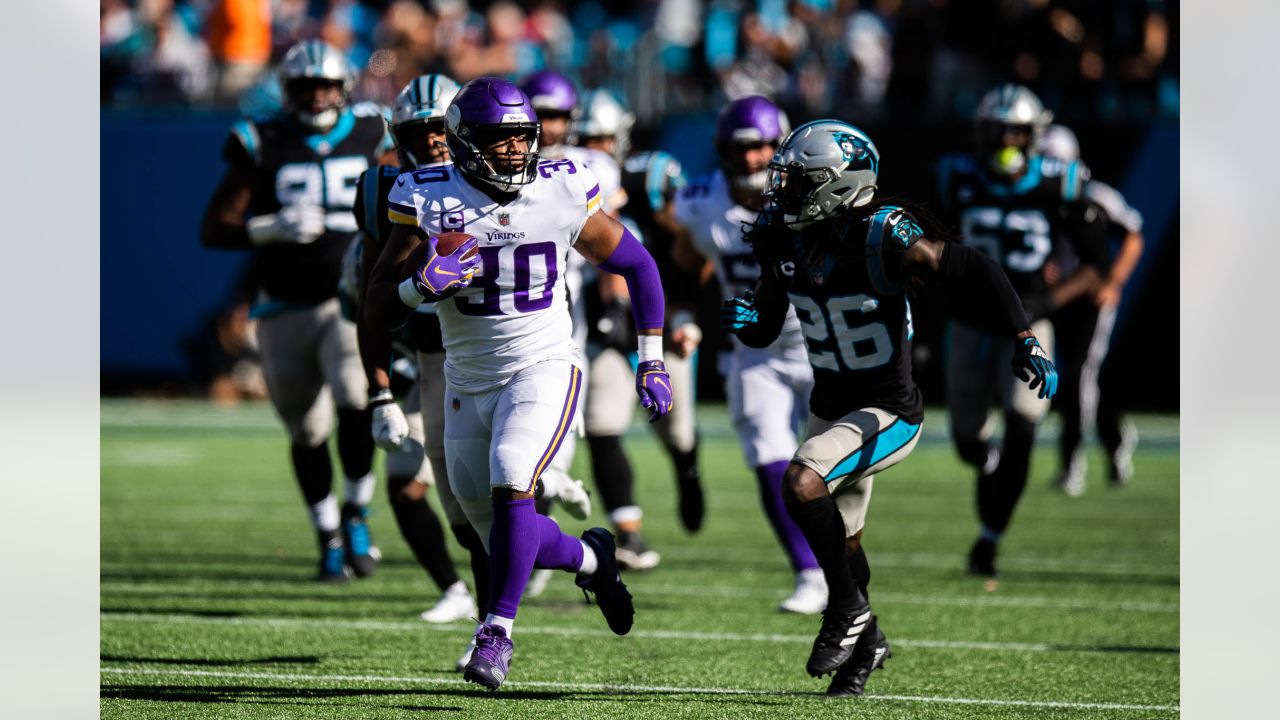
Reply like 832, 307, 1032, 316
414, 234, 480, 296
635, 359, 674, 423
1011, 336, 1059, 400
247, 204, 327, 245
720, 291, 759, 334
369, 391, 412, 452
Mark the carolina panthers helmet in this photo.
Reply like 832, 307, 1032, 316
573, 89, 635, 161
391, 74, 462, 167
974, 84, 1053, 176
715, 96, 790, 192
278, 40, 355, 131
518, 70, 578, 116
445, 77, 542, 194
1038, 123, 1080, 163
763, 119, 879, 228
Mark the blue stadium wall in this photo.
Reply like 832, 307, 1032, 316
101, 110, 1177, 408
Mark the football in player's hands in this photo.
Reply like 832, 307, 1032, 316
433, 231, 478, 260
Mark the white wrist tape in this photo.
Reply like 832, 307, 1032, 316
398, 277, 425, 308
638, 334, 663, 363
246, 213, 281, 245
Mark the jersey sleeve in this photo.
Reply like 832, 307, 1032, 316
386, 171, 424, 227
564, 161, 604, 240
222, 119, 261, 168
864, 205, 923, 296
1085, 180, 1143, 233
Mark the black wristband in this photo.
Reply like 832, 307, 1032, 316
368, 388, 394, 406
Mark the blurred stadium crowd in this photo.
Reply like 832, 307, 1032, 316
101, 0, 1178, 126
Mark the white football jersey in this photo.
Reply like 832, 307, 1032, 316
387, 160, 605, 392
674, 171, 807, 363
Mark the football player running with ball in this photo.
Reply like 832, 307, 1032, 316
722, 120, 1056, 698
201, 41, 391, 582
365, 78, 671, 691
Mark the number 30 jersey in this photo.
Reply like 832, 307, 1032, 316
753, 204, 924, 424
387, 159, 604, 393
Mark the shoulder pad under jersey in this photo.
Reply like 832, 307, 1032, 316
226, 119, 262, 166
865, 205, 923, 296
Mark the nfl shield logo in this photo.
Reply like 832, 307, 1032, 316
498, 212, 510, 226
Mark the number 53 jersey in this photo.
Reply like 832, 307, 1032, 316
934, 153, 1109, 317
387, 159, 604, 393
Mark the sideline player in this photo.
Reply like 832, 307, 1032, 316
672, 96, 826, 614
724, 119, 1056, 697
365, 78, 671, 691
1038, 125, 1144, 495
201, 40, 390, 582
934, 85, 1108, 579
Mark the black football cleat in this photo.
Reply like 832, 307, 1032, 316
825, 615, 891, 699
967, 538, 998, 578
342, 503, 380, 578
677, 474, 705, 534
577, 528, 635, 635
806, 606, 872, 677
316, 530, 352, 584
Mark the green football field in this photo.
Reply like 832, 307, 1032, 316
101, 400, 1179, 719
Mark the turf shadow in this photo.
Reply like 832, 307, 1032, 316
101, 655, 321, 667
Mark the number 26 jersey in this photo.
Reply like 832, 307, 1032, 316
386, 159, 604, 393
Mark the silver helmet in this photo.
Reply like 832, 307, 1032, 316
974, 84, 1053, 176
391, 74, 462, 167
572, 89, 635, 162
763, 119, 879, 228
1037, 123, 1080, 163
279, 40, 355, 131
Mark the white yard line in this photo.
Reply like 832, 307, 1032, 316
102, 611, 1160, 654
99, 577, 1178, 614
99, 666, 1179, 713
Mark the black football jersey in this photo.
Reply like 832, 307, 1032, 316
224, 103, 390, 307
754, 204, 924, 424
935, 154, 1109, 319
619, 151, 689, 296
351, 163, 444, 354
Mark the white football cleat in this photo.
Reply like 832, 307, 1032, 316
525, 568, 554, 598
779, 568, 828, 615
420, 581, 477, 624
541, 471, 592, 521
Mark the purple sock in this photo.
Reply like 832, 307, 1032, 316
489, 497, 540, 619
533, 515, 585, 571
757, 461, 819, 572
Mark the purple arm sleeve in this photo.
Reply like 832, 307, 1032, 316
597, 226, 666, 331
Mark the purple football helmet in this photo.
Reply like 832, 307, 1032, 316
518, 70, 578, 116
716, 95, 790, 192
446, 77, 542, 194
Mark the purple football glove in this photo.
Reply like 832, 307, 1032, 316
635, 359, 673, 422
414, 235, 481, 296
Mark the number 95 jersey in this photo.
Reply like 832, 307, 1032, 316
387, 159, 604, 393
